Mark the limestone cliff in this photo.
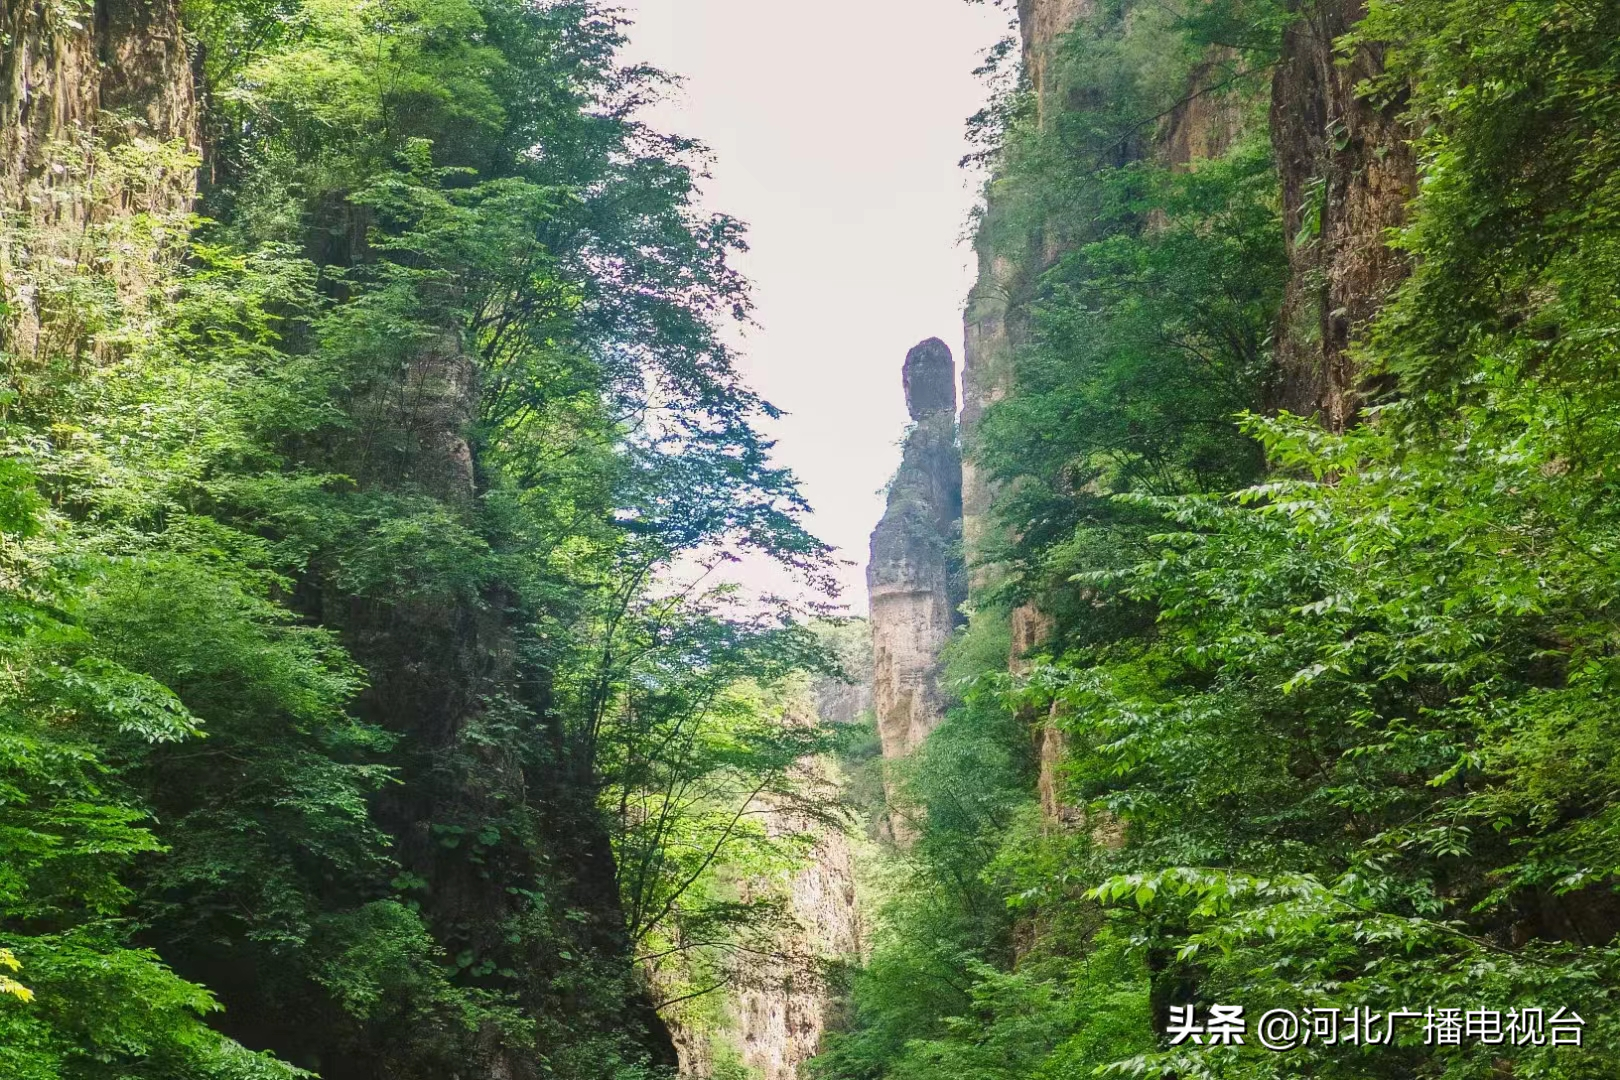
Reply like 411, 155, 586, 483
961, 0, 1415, 465
1269, 0, 1416, 429
726, 643, 868, 1080
669, 800, 861, 1080
866, 338, 964, 832
1, 0, 198, 205
957, 0, 1418, 825
0, 6, 680, 1075
815, 623, 876, 731
960, 1, 1089, 593
0, 0, 200, 361
670, 647, 869, 1080
728, 802, 862, 1080
959, 0, 1112, 831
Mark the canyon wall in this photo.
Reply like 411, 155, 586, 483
1269, 0, 1416, 430
0, 0, 200, 360
0, 0, 198, 206
728, 801, 862, 1080
952, 0, 1418, 825
961, 0, 1416, 607
672, 651, 869, 1080
670, 798, 861, 1080
960, 0, 1092, 597
726, 647, 868, 1080
959, 0, 1108, 830
864, 6, 1092, 843
0, 6, 679, 1076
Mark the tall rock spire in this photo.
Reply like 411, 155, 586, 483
867, 338, 965, 837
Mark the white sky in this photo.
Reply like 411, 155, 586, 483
626, 0, 1008, 611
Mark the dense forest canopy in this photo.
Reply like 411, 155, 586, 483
1, 0, 841, 1077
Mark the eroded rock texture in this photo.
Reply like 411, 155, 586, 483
961, 0, 1092, 589
731, 805, 862, 1080
0, 0, 200, 359
960, 0, 1104, 830
958, 0, 1418, 829
1269, 0, 1416, 429
0, 0, 198, 201
726, 647, 868, 1080
1018, 0, 1094, 127
868, 338, 964, 797
670, 653, 868, 1080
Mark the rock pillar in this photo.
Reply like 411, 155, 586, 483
867, 339, 964, 833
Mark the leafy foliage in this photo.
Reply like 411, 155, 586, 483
817, 1, 1620, 1079
4, 0, 839, 1077
969, 0, 1286, 627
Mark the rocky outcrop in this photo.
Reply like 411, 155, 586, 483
960, 1, 1107, 831
1018, 0, 1094, 127
667, 807, 860, 1080
1269, 0, 1416, 429
961, 1, 1092, 590
0, 0, 200, 362
730, 804, 862, 1080
1, 0, 198, 204
867, 339, 964, 827
670, 654, 868, 1080
814, 622, 875, 729
959, 0, 1417, 826
670, 817, 860, 1080
727, 649, 867, 1080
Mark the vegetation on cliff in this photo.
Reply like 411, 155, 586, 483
0, 1, 840, 1077
817, 1, 1620, 1078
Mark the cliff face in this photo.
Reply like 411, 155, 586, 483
724, 653, 868, 1080
1269, 0, 1416, 429
729, 804, 862, 1080
960, 0, 1088, 593
1017, 0, 1093, 125
0, 7, 678, 1076
867, 338, 964, 832
670, 653, 869, 1080
0, 0, 198, 201
732, 638, 869, 1075
668, 801, 861, 1080
959, 1, 1109, 831
961, 0, 1416, 594
0, 0, 200, 360
955, 0, 1418, 824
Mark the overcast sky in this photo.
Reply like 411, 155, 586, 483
626, 1, 1008, 610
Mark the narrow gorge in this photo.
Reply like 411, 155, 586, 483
7, 0, 1620, 1078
